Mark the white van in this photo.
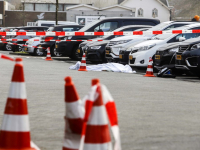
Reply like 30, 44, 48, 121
35, 20, 78, 27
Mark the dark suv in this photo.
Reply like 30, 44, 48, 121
38, 25, 83, 56
55, 17, 160, 60
175, 37, 200, 76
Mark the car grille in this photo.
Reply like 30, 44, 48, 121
178, 45, 189, 52
130, 58, 136, 64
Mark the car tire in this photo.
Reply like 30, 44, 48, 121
6, 44, 12, 51
71, 46, 80, 60
34, 48, 45, 56
18, 45, 23, 52
50, 45, 62, 57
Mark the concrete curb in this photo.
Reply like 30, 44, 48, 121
9, 52, 30, 56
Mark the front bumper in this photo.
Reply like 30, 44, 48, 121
119, 50, 131, 64
105, 46, 120, 62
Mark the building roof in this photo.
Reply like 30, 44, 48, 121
66, 4, 99, 11
159, 0, 169, 7
21, 0, 80, 4
100, 5, 133, 11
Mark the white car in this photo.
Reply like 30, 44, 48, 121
24, 37, 43, 56
105, 21, 198, 62
128, 24, 200, 67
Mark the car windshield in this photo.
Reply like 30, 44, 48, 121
148, 22, 171, 31
79, 20, 101, 31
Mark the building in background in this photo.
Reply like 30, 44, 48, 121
3, 0, 173, 27
0, 0, 15, 27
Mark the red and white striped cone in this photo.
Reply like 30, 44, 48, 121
144, 57, 155, 77
0, 53, 14, 61
63, 77, 84, 150
102, 85, 121, 150
0, 58, 39, 150
45, 47, 52, 61
78, 53, 87, 71
79, 79, 112, 150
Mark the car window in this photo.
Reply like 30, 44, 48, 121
163, 24, 189, 31
168, 33, 200, 43
94, 22, 118, 32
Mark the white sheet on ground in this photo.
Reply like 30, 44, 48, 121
69, 61, 136, 73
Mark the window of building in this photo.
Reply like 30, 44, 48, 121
24, 3, 34, 11
138, 8, 143, 17
152, 8, 158, 18
49, 4, 56, 11
0, 19, 2, 25
35, 4, 48, 11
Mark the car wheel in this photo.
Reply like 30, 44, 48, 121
18, 45, 23, 52
6, 44, 12, 51
53, 47, 62, 57
34, 48, 44, 56
71, 46, 80, 60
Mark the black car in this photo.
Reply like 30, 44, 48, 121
80, 25, 152, 63
6, 26, 48, 52
38, 25, 83, 56
154, 43, 180, 71
175, 37, 200, 76
55, 17, 160, 60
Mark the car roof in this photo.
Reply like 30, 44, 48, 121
52, 24, 84, 27
100, 17, 160, 22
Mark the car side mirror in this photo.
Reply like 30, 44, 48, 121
179, 37, 186, 42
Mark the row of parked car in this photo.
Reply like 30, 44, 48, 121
1, 17, 200, 77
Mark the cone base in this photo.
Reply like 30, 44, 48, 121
144, 74, 155, 77
0, 148, 37, 150
45, 58, 52, 61
78, 69, 87, 71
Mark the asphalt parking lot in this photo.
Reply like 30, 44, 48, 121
0, 51, 200, 150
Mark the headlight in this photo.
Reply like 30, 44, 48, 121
67, 36, 72, 40
28, 40, 34, 45
191, 43, 200, 50
116, 39, 132, 45
169, 47, 179, 53
138, 44, 156, 51
90, 46, 101, 49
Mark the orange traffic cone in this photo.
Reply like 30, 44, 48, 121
78, 53, 87, 71
79, 79, 112, 150
0, 53, 14, 61
45, 47, 52, 61
63, 77, 84, 150
0, 58, 39, 150
144, 57, 155, 77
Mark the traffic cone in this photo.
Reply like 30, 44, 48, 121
80, 79, 112, 150
63, 77, 84, 150
45, 47, 52, 61
0, 58, 39, 150
144, 57, 155, 77
78, 53, 87, 71
0, 53, 14, 61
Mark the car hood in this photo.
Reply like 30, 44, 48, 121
158, 42, 181, 51
134, 40, 163, 47
88, 41, 108, 46
110, 35, 142, 41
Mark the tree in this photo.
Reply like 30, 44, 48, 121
56, 0, 58, 25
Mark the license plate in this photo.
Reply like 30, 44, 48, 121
119, 54, 123, 59
55, 45, 58, 48
77, 49, 80, 53
39, 45, 41, 47
24, 47, 27, 51
129, 55, 133, 60
155, 55, 160, 59
85, 51, 87, 54
106, 50, 110, 54
176, 55, 182, 60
